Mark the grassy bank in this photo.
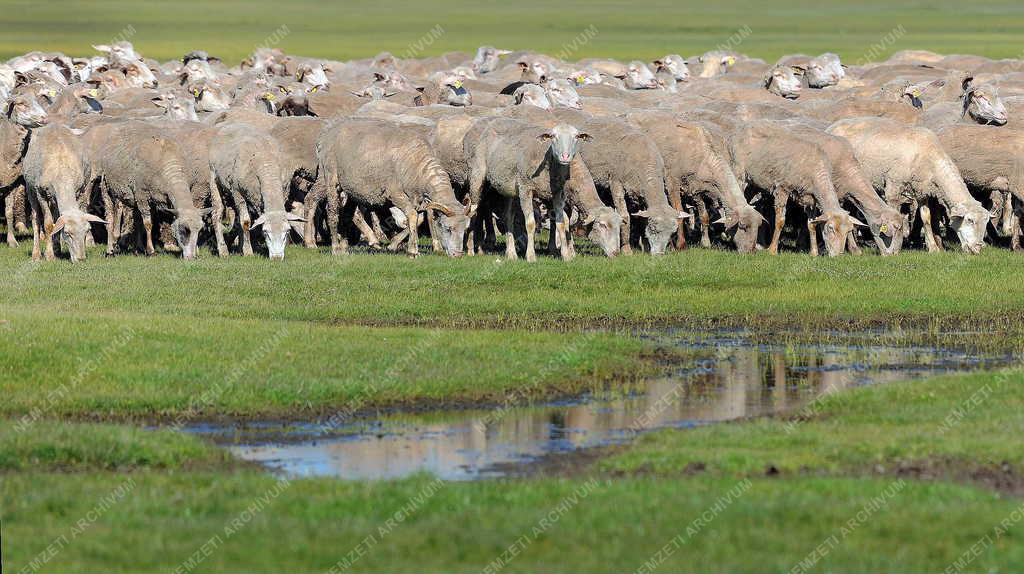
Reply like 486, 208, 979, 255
2, 0, 1024, 64
3, 246, 1024, 332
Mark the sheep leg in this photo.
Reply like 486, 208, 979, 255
919, 203, 942, 253
552, 185, 572, 261
768, 191, 786, 255
230, 193, 254, 257
5, 190, 18, 247
696, 199, 711, 248
846, 232, 862, 256
388, 228, 409, 251
352, 208, 379, 248
807, 218, 819, 257
1000, 192, 1014, 237
102, 190, 118, 256
403, 205, 419, 258
370, 211, 387, 244
518, 187, 537, 262
207, 172, 229, 257
12, 185, 29, 234
503, 196, 518, 260
40, 201, 58, 261
138, 206, 156, 257
610, 180, 631, 255
29, 190, 42, 261
668, 186, 686, 250
425, 208, 443, 254
1011, 214, 1022, 251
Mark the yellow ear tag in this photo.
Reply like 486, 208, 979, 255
192, 88, 200, 97
88, 89, 98, 98
265, 92, 276, 101
453, 80, 463, 88
912, 89, 921, 97
576, 75, 585, 84
727, 57, 736, 66
48, 89, 56, 98
879, 224, 889, 234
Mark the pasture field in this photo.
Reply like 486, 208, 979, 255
2, 0, 1024, 65
3, 243, 1024, 572
5, 1, 1024, 571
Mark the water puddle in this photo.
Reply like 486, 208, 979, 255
183, 334, 1017, 481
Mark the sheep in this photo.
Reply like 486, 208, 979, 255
1, 89, 50, 247
465, 118, 622, 260
210, 124, 301, 260
551, 108, 686, 255
316, 118, 469, 258
828, 117, 991, 253
935, 124, 1024, 241
728, 119, 863, 256
764, 65, 803, 99
626, 111, 764, 253
780, 122, 908, 255
22, 124, 104, 261
88, 121, 207, 259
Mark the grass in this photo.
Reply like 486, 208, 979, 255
2, 0, 1024, 64
603, 368, 1024, 479
3, 472, 1023, 573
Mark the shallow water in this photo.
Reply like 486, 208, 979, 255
183, 334, 1016, 481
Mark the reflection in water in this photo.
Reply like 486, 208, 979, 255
184, 338, 1015, 481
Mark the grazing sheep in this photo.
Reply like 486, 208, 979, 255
626, 111, 764, 253
828, 117, 991, 253
729, 120, 863, 256
22, 124, 103, 261
90, 121, 207, 259
552, 109, 686, 255
317, 118, 469, 257
210, 124, 300, 260
465, 118, 621, 260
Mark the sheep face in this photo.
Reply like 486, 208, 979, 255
152, 93, 198, 121
805, 53, 844, 88
656, 55, 690, 81
965, 87, 1007, 125
584, 207, 622, 257
545, 79, 581, 110
512, 84, 551, 109
53, 211, 104, 262
297, 63, 329, 91
872, 212, 907, 256
540, 124, 590, 166
624, 61, 658, 90
949, 203, 991, 254
814, 211, 858, 257
172, 213, 205, 261
716, 207, 763, 254
765, 66, 802, 99
5, 92, 48, 127
472, 46, 511, 74
635, 207, 687, 255
124, 61, 157, 89
253, 211, 304, 260
430, 206, 471, 257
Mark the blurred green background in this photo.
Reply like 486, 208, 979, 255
1, 0, 1023, 64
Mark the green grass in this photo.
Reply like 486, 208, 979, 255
2, 0, 1024, 64
3, 472, 1023, 573
604, 368, 1024, 478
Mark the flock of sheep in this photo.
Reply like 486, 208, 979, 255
1, 41, 1021, 262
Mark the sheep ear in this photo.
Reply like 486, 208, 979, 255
251, 214, 267, 228
92, 44, 111, 53
348, 90, 364, 97
289, 221, 304, 235
849, 216, 868, 227
84, 213, 107, 224
51, 216, 66, 236
285, 211, 306, 222
151, 97, 168, 109
962, 76, 975, 91
677, 211, 692, 220
633, 210, 650, 219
